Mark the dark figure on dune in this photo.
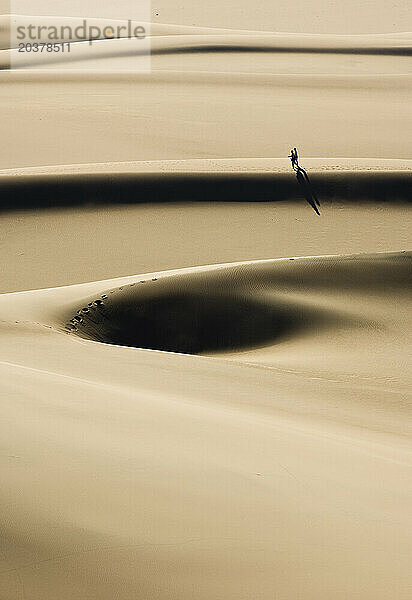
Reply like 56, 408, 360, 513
289, 148, 321, 215
288, 147, 299, 171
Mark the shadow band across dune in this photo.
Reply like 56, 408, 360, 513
3, 43, 411, 70
151, 44, 412, 57
1, 171, 411, 211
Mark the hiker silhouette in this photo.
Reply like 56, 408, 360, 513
288, 147, 299, 171
289, 149, 321, 215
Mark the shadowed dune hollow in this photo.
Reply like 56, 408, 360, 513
63, 252, 411, 354
63, 259, 386, 354
68, 291, 307, 353
65, 285, 342, 354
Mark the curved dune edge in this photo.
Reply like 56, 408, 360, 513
60, 252, 410, 355
2, 40, 411, 72
1, 157, 411, 177
1, 15, 411, 50
0, 249, 407, 315
0, 250, 410, 414
1, 24, 411, 68
0, 252, 411, 600
62, 268, 351, 355
0, 251, 410, 359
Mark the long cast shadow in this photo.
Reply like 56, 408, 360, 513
296, 167, 321, 215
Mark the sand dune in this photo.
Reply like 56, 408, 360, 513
1, 4, 411, 599
63, 258, 353, 353
1, 74, 409, 169
60, 253, 411, 367
0, 253, 411, 599
1, 17, 411, 70
2, 15, 410, 50
2, 33, 411, 71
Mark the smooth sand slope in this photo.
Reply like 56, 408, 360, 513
1, 8, 412, 600
0, 21, 411, 169
0, 253, 411, 600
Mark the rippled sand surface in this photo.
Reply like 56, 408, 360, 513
1, 3, 411, 599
